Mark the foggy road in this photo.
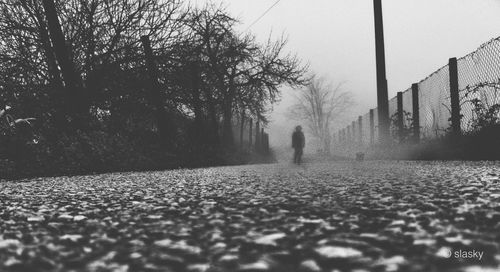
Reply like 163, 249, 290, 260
1, 161, 500, 272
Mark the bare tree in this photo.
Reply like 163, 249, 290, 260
0, 0, 309, 169
289, 75, 354, 153
183, 5, 308, 147
1, 0, 187, 130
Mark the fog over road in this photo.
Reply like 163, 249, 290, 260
1, 161, 500, 272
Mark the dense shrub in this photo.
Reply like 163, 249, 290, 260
1, 125, 275, 179
1, 127, 177, 178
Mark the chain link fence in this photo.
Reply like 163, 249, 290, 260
418, 65, 451, 139
458, 38, 500, 132
336, 36, 500, 149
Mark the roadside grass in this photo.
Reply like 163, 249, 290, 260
364, 125, 500, 161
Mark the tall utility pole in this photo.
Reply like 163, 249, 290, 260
373, 0, 390, 144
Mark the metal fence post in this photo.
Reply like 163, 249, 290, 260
358, 116, 363, 145
347, 125, 351, 144
412, 83, 420, 143
449, 57, 461, 136
397, 92, 404, 143
352, 121, 356, 144
369, 109, 375, 145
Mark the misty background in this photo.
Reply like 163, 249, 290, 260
193, 0, 500, 157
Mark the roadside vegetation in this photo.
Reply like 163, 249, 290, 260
0, 1, 307, 178
367, 81, 500, 161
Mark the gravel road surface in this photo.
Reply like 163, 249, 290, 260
1, 161, 500, 272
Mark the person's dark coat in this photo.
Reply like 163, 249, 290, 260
292, 131, 305, 149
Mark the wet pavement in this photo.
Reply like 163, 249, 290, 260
1, 160, 500, 272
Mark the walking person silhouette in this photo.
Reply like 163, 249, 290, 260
292, 125, 305, 164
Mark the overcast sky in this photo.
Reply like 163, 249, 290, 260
193, 0, 500, 145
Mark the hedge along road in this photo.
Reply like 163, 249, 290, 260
1, 161, 500, 272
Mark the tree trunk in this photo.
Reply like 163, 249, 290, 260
42, 0, 86, 123
221, 73, 236, 148
240, 112, 245, 149
322, 133, 331, 154
84, 11, 98, 102
255, 120, 261, 152
248, 118, 253, 148
222, 98, 234, 148
84, 2, 97, 78
19, 0, 62, 87
203, 86, 219, 146
37, 14, 62, 87
141, 35, 174, 147
190, 62, 204, 146
30, 4, 68, 128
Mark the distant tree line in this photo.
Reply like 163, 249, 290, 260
289, 75, 353, 154
0, 0, 308, 177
